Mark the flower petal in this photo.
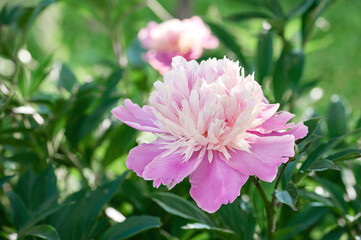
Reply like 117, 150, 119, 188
126, 139, 165, 177
144, 51, 173, 74
189, 156, 248, 213
112, 99, 165, 133
143, 152, 201, 189
227, 135, 295, 182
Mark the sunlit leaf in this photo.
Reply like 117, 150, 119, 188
275, 182, 298, 210
307, 159, 339, 171
150, 192, 214, 226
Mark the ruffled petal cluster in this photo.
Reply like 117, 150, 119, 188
112, 56, 308, 213
138, 16, 219, 74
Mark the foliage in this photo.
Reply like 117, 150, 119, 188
0, 0, 360, 239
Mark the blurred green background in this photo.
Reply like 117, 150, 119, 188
2, 0, 360, 112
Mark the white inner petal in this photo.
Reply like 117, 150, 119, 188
150, 57, 265, 162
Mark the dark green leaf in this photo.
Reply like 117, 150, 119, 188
256, 30, 273, 84
57, 63, 77, 92
321, 226, 346, 240
226, 12, 272, 22
307, 159, 339, 171
0, 5, 23, 25
302, 0, 335, 45
298, 189, 334, 207
103, 124, 137, 166
20, 202, 70, 234
287, 0, 315, 18
17, 0, 55, 29
150, 192, 214, 226
273, 46, 304, 104
326, 149, 361, 162
296, 117, 322, 144
23, 225, 60, 240
8, 191, 29, 230
327, 97, 347, 138
0, 93, 14, 116
300, 129, 361, 172
52, 172, 127, 240
275, 182, 298, 210
313, 177, 348, 214
276, 206, 328, 239
206, 21, 249, 70
98, 216, 161, 240
0, 175, 14, 187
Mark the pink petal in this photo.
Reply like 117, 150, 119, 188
126, 139, 166, 177
286, 122, 308, 140
111, 99, 165, 134
189, 156, 248, 213
257, 111, 295, 133
144, 51, 173, 74
227, 135, 295, 182
143, 152, 201, 189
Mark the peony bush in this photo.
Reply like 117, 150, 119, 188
0, 1, 360, 240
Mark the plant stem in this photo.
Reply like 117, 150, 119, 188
146, 0, 173, 21
253, 177, 275, 240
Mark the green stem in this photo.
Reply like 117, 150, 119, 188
253, 177, 274, 240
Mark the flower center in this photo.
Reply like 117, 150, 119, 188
149, 58, 265, 162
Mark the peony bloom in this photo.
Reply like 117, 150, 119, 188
138, 16, 219, 74
112, 56, 308, 213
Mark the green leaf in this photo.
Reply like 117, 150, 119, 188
20, 203, 70, 234
298, 189, 334, 207
29, 55, 53, 95
273, 46, 304, 104
299, 128, 361, 172
17, 0, 55, 30
218, 199, 255, 240
256, 30, 273, 84
206, 21, 249, 70
226, 11, 272, 22
321, 226, 346, 240
287, 0, 315, 18
313, 177, 348, 214
296, 117, 322, 144
327, 97, 347, 138
150, 192, 214, 226
51, 172, 128, 240
103, 124, 137, 166
0, 93, 14, 116
275, 206, 328, 239
57, 63, 77, 92
181, 223, 234, 235
8, 191, 29, 230
326, 149, 361, 162
98, 216, 161, 240
275, 182, 298, 210
0, 175, 14, 187
307, 159, 339, 171
23, 225, 60, 240
0, 4, 22, 25
302, 0, 335, 45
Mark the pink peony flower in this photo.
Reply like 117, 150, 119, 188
112, 56, 308, 213
138, 16, 219, 74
